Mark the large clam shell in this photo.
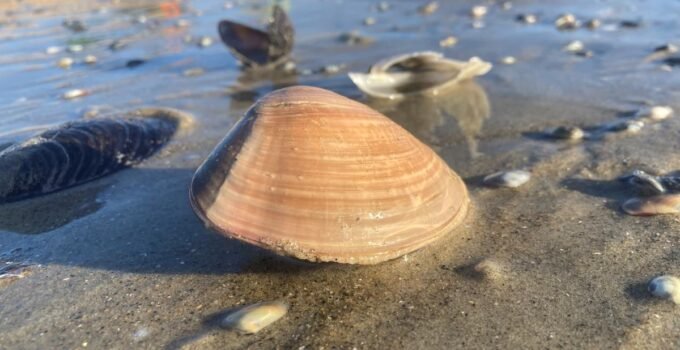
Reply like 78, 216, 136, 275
190, 86, 469, 264
348, 51, 492, 99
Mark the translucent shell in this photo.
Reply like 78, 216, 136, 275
190, 86, 469, 264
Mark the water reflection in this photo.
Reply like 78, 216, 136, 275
368, 80, 490, 159
226, 68, 298, 114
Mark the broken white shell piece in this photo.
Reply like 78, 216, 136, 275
483, 170, 531, 188
348, 51, 492, 99
221, 301, 289, 334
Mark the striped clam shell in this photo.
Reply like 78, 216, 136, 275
190, 86, 469, 264
0, 108, 191, 203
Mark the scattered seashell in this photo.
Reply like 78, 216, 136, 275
221, 301, 289, 334
555, 13, 579, 30
621, 194, 680, 216
338, 31, 374, 46
660, 64, 673, 72
483, 170, 531, 188
470, 5, 487, 18
0, 108, 192, 203
63, 89, 88, 100
320, 64, 342, 75
83, 55, 97, 64
439, 36, 457, 48
218, 5, 294, 67
563, 40, 584, 52
348, 51, 492, 99
635, 106, 673, 121
585, 19, 601, 29
419, 1, 439, 15
183, 67, 205, 77
618, 170, 666, 195
363, 17, 376, 26
516, 13, 537, 24
198, 36, 213, 48
655, 44, 678, 54
546, 126, 585, 140
189, 86, 470, 264
500, 56, 516, 65
649, 275, 680, 304
63, 19, 86, 32
67, 44, 84, 53
46, 46, 61, 55
57, 57, 74, 69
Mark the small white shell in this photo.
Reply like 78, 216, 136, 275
57, 57, 74, 69
470, 5, 487, 18
221, 301, 289, 334
63, 89, 88, 100
635, 106, 673, 121
349, 52, 492, 99
648, 275, 680, 304
483, 170, 531, 188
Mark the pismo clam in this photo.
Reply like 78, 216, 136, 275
190, 86, 469, 264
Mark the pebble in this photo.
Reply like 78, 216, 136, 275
183, 67, 205, 77
439, 36, 457, 48
198, 36, 213, 48
483, 170, 531, 188
555, 13, 579, 30
500, 56, 516, 65
83, 55, 97, 64
649, 275, 680, 304
547, 126, 585, 140
563, 40, 584, 52
635, 106, 673, 121
63, 89, 88, 100
607, 120, 644, 133
363, 17, 376, 26
516, 13, 537, 24
585, 19, 601, 29
338, 31, 374, 46
621, 194, 680, 216
470, 5, 487, 18
221, 301, 289, 334
419, 1, 439, 15
46, 46, 61, 55
57, 57, 74, 69
67, 44, 84, 53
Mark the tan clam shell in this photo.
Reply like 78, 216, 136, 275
190, 86, 469, 264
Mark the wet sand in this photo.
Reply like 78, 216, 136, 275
2, 0, 680, 348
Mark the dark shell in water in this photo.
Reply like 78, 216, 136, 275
218, 5, 294, 67
0, 108, 191, 203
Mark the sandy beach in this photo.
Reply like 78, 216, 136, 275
1, 0, 680, 348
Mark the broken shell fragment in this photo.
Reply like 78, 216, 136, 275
189, 86, 470, 264
622, 194, 680, 216
348, 51, 492, 99
635, 106, 673, 121
649, 275, 680, 304
222, 301, 289, 334
546, 126, 585, 140
218, 5, 294, 67
483, 170, 531, 188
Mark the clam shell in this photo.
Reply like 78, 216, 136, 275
221, 301, 288, 334
190, 86, 469, 264
621, 194, 680, 216
217, 5, 294, 67
348, 52, 492, 99
0, 108, 192, 203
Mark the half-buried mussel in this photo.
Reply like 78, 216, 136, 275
190, 86, 469, 264
218, 5, 294, 68
349, 51, 492, 99
0, 108, 192, 203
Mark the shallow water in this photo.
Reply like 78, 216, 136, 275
2, 0, 680, 348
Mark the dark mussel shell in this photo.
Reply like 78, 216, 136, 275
0, 108, 191, 203
218, 5, 294, 67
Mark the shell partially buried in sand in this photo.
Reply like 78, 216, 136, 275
189, 86, 469, 264
348, 51, 492, 99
